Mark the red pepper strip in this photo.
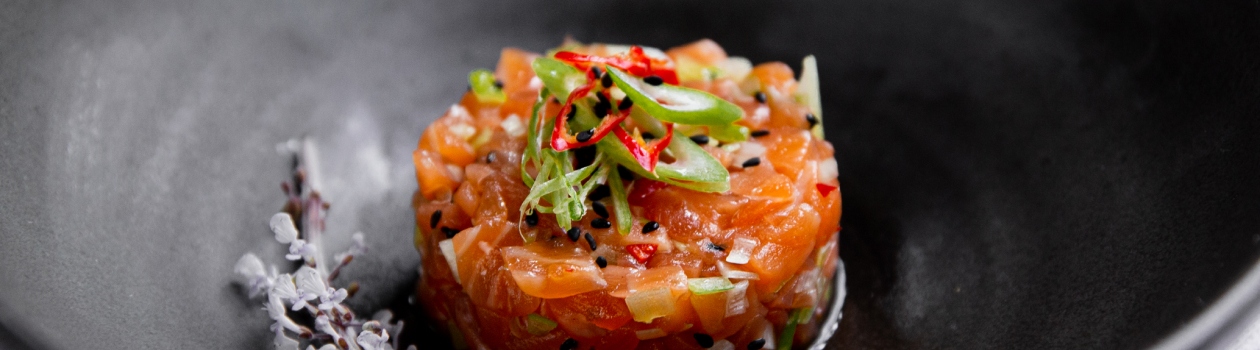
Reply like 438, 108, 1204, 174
625, 243, 658, 263
549, 68, 630, 151
554, 46, 678, 84
555, 50, 651, 77
610, 122, 675, 174
817, 183, 838, 197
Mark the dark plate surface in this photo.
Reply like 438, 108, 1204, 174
2, 0, 1259, 349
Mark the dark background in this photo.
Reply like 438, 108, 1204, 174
1, 0, 1259, 349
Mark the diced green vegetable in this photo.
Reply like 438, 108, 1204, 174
776, 308, 808, 350
607, 161, 632, 235
797, 55, 823, 138
687, 277, 735, 295
524, 313, 558, 336
605, 66, 742, 126
468, 69, 506, 104
532, 57, 587, 100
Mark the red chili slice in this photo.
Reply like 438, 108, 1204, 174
555, 45, 678, 84
816, 183, 838, 197
625, 244, 658, 263
550, 69, 630, 152
610, 122, 674, 174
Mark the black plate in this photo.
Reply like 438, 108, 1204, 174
1, 1, 1258, 349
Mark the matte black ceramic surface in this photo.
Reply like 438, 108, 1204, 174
1, 0, 1258, 349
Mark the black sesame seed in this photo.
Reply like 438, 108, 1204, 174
642, 221, 659, 234
618, 98, 633, 111
747, 339, 766, 350
593, 101, 609, 118
641, 132, 656, 141
742, 157, 762, 168
551, 97, 561, 104
566, 106, 577, 120
584, 232, 597, 250
689, 134, 710, 145
566, 227, 581, 242
493, 79, 504, 89
429, 210, 442, 229
595, 256, 607, 268
596, 91, 610, 106
643, 75, 663, 86
750, 129, 770, 137
560, 338, 578, 350
591, 218, 612, 229
589, 185, 611, 200
693, 333, 714, 348
601, 72, 614, 88
526, 211, 539, 226
592, 201, 609, 219
590, 66, 603, 79
805, 113, 818, 128
754, 91, 767, 103
576, 129, 595, 143
486, 151, 497, 164
707, 242, 725, 252
441, 227, 460, 238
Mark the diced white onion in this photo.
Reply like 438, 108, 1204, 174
625, 287, 675, 323
449, 123, 477, 141
445, 164, 464, 184
528, 76, 543, 90
448, 104, 472, 120
711, 339, 735, 350
725, 237, 757, 265
634, 328, 667, 340
751, 104, 770, 122
719, 57, 753, 82
438, 239, 460, 284
733, 141, 766, 167
500, 114, 525, 138
817, 158, 839, 181
717, 261, 760, 280
726, 280, 749, 316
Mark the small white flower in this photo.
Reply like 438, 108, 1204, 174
314, 314, 342, 344
318, 287, 348, 311
235, 253, 275, 297
295, 266, 329, 296
265, 294, 302, 334
271, 213, 300, 244
293, 266, 328, 311
286, 239, 318, 261
272, 272, 318, 311
357, 320, 391, 350
270, 274, 298, 300
335, 232, 368, 263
